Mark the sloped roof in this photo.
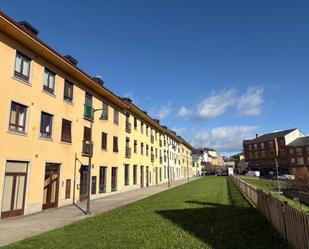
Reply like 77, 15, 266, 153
288, 136, 309, 147
243, 128, 297, 145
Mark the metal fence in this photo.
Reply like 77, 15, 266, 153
232, 176, 309, 249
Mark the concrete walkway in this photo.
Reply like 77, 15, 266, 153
0, 178, 195, 247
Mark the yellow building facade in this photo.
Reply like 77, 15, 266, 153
0, 12, 193, 219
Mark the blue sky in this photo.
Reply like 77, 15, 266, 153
2, 1, 309, 154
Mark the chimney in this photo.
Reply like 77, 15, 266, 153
153, 119, 160, 124
162, 125, 167, 129
93, 76, 104, 86
256, 134, 259, 138
121, 97, 132, 103
64, 55, 78, 66
143, 111, 147, 115
18, 21, 39, 37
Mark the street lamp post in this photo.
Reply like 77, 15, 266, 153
167, 137, 171, 188
86, 108, 105, 215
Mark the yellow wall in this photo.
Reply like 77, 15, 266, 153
0, 17, 193, 219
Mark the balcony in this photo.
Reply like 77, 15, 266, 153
151, 154, 154, 162
126, 121, 131, 133
82, 140, 92, 156
84, 105, 93, 120
125, 147, 131, 158
151, 135, 154, 143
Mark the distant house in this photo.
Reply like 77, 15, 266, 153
287, 137, 309, 168
243, 128, 305, 175
192, 150, 203, 176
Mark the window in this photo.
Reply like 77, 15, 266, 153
43, 68, 55, 94
307, 157, 309, 164
141, 143, 144, 155
268, 141, 274, 148
249, 152, 253, 159
261, 151, 266, 158
134, 140, 138, 153
14, 51, 30, 81
141, 122, 144, 134
291, 158, 295, 163
9, 102, 27, 133
146, 125, 148, 136
113, 136, 119, 152
91, 176, 97, 195
99, 166, 107, 193
155, 148, 158, 158
101, 102, 108, 120
61, 119, 72, 143
114, 108, 119, 125
146, 145, 149, 156
124, 164, 129, 186
111, 167, 117, 191
254, 144, 257, 150
82, 127, 91, 155
134, 117, 137, 129
261, 143, 264, 149
101, 132, 107, 150
249, 144, 252, 151
289, 148, 294, 154
306, 147, 309, 153
84, 93, 93, 119
65, 179, 71, 199
296, 147, 303, 155
64, 80, 73, 102
254, 152, 258, 158
297, 157, 304, 165
40, 112, 53, 138
133, 165, 137, 185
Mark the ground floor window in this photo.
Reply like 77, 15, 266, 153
133, 165, 137, 185
91, 176, 97, 195
124, 164, 130, 186
111, 167, 118, 191
99, 166, 107, 193
1, 161, 28, 219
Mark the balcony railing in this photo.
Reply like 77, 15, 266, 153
125, 147, 131, 158
84, 105, 93, 120
151, 154, 154, 162
151, 135, 154, 143
82, 140, 92, 156
126, 121, 131, 133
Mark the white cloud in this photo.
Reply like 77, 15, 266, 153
237, 87, 264, 116
177, 106, 191, 117
196, 89, 236, 119
152, 103, 172, 120
191, 125, 258, 152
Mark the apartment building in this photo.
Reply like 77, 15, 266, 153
243, 128, 305, 175
0, 12, 193, 219
287, 137, 309, 168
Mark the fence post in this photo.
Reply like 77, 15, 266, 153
282, 201, 288, 242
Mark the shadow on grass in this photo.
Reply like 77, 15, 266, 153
156, 177, 290, 249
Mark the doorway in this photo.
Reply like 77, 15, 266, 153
43, 163, 60, 210
79, 165, 89, 201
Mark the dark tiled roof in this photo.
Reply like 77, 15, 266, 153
288, 136, 309, 147
243, 128, 297, 145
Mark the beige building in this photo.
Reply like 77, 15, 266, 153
0, 12, 193, 219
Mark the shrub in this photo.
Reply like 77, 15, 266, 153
290, 167, 309, 192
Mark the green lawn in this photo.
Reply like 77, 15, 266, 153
242, 178, 309, 213
3, 177, 289, 249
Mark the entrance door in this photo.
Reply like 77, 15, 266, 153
140, 166, 144, 188
146, 166, 149, 187
1, 161, 28, 219
80, 165, 89, 201
43, 163, 60, 210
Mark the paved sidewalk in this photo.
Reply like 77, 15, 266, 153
0, 178, 195, 247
